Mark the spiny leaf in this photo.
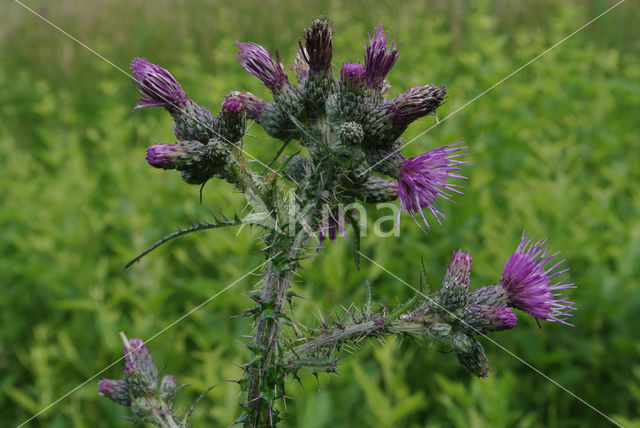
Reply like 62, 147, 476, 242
182, 384, 216, 426
124, 216, 243, 268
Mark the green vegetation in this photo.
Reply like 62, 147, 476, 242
1, 0, 639, 426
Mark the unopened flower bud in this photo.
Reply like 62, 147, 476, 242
122, 338, 159, 397
97, 379, 131, 406
462, 305, 517, 334
440, 250, 472, 309
338, 121, 364, 146
146, 141, 208, 171
255, 102, 301, 142
327, 62, 368, 124
340, 62, 366, 89
454, 335, 491, 378
218, 94, 247, 143
230, 91, 267, 121
283, 155, 311, 183
160, 375, 179, 403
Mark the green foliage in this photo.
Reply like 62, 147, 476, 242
1, 0, 639, 426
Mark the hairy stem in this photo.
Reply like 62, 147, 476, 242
244, 230, 307, 427
288, 308, 443, 363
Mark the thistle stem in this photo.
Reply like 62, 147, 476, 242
287, 308, 443, 362
244, 230, 307, 427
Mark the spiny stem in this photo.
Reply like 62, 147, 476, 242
287, 307, 442, 362
244, 230, 308, 427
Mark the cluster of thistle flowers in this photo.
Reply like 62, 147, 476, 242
98, 334, 186, 426
128, 17, 576, 380
136, 18, 466, 235
438, 233, 576, 377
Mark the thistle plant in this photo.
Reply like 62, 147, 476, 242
100, 18, 576, 427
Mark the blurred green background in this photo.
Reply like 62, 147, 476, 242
1, 0, 639, 426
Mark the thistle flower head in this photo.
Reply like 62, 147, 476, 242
338, 121, 364, 146
98, 333, 184, 422
235, 42, 290, 93
440, 250, 472, 308
340, 62, 366, 88
130, 58, 188, 114
302, 17, 333, 73
463, 304, 518, 333
500, 232, 576, 325
364, 24, 399, 90
454, 335, 491, 378
221, 94, 245, 114
122, 338, 158, 388
160, 375, 179, 403
484, 306, 518, 330
145, 141, 207, 171
218, 94, 247, 143
397, 143, 468, 231
445, 250, 472, 289
230, 91, 267, 120
391, 85, 446, 130
97, 379, 131, 406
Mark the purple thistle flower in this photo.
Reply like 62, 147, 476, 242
500, 232, 576, 325
123, 337, 158, 384
445, 250, 472, 289
364, 24, 399, 90
340, 62, 366, 88
230, 91, 268, 121
397, 143, 468, 231
218, 94, 247, 143
146, 143, 182, 170
130, 58, 188, 114
301, 17, 333, 74
145, 141, 206, 170
485, 306, 518, 330
441, 250, 472, 309
463, 305, 518, 333
221, 94, 245, 115
318, 210, 348, 244
97, 379, 131, 406
391, 85, 446, 131
235, 42, 291, 93
121, 337, 159, 399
